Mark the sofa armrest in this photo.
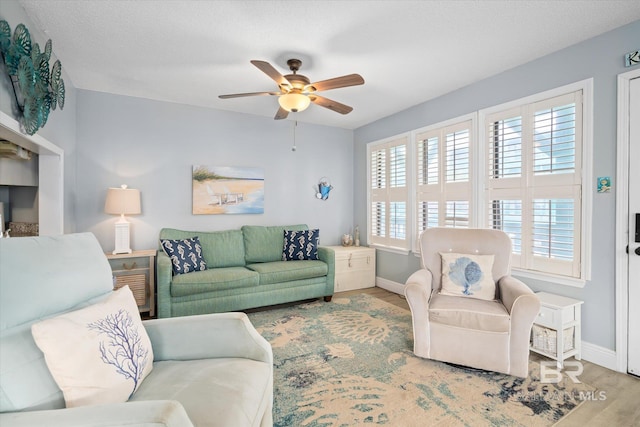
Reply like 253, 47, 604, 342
0, 400, 193, 427
156, 250, 173, 318
318, 246, 335, 296
144, 312, 273, 365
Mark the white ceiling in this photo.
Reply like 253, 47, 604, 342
17, 0, 640, 129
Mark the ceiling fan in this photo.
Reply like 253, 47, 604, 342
219, 59, 364, 120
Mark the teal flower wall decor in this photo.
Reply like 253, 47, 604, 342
0, 20, 65, 135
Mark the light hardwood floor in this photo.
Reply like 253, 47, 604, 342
336, 287, 640, 427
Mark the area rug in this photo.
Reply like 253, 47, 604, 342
247, 294, 595, 427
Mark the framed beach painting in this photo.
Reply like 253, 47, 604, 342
192, 166, 264, 214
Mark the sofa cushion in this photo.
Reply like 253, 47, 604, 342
30, 286, 154, 408
161, 237, 207, 275
282, 229, 320, 261
159, 228, 246, 268
440, 252, 496, 301
130, 358, 271, 427
170, 267, 259, 296
246, 260, 329, 286
428, 292, 510, 333
242, 224, 308, 263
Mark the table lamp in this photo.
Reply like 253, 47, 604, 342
104, 184, 141, 254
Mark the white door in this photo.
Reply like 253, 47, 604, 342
629, 76, 640, 376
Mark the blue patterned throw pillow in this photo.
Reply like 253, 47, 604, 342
439, 252, 496, 300
160, 237, 207, 275
282, 229, 320, 261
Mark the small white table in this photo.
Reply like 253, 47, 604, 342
530, 292, 583, 369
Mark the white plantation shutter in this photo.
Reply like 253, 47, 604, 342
445, 200, 469, 228
367, 135, 410, 251
415, 118, 473, 251
485, 90, 582, 278
445, 129, 470, 183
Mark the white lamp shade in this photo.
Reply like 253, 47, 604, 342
105, 185, 140, 255
105, 187, 141, 215
278, 93, 311, 113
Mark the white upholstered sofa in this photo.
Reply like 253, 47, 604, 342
0, 233, 273, 426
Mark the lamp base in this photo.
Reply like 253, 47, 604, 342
113, 220, 132, 255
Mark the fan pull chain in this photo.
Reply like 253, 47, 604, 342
292, 120, 298, 152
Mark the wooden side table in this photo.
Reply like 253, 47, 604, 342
328, 246, 376, 292
530, 291, 583, 369
106, 250, 156, 318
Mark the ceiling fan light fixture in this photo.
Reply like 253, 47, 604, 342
278, 92, 310, 113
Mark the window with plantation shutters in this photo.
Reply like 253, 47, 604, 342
367, 135, 410, 251
414, 116, 474, 251
366, 80, 590, 285
484, 90, 583, 278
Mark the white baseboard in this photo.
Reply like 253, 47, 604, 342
581, 341, 619, 372
374, 277, 621, 372
375, 277, 405, 295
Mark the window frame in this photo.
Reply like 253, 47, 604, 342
477, 79, 593, 286
413, 113, 478, 252
366, 133, 411, 254
365, 80, 592, 287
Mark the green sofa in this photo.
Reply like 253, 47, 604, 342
157, 224, 335, 318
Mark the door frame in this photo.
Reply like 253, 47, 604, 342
615, 68, 640, 373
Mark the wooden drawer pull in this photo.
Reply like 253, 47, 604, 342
348, 253, 352, 268
122, 262, 137, 270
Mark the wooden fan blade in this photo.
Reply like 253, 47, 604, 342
306, 74, 364, 92
219, 91, 280, 99
251, 60, 292, 89
274, 106, 289, 120
309, 95, 353, 115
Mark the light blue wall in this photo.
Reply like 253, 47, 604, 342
3, 0, 637, 351
354, 20, 640, 350
0, 1, 78, 233
76, 91, 354, 252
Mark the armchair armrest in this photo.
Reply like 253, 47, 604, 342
498, 275, 541, 377
405, 268, 433, 302
404, 269, 434, 358
498, 275, 539, 315
144, 312, 272, 365
0, 400, 193, 427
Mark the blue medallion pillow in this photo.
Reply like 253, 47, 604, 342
282, 229, 320, 261
439, 252, 496, 301
160, 236, 207, 275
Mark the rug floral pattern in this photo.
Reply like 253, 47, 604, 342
247, 295, 594, 427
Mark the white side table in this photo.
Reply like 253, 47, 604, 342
530, 291, 583, 369
106, 249, 156, 318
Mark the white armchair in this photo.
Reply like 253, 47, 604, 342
404, 228, 540, 378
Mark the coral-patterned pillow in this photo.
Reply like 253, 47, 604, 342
31, 286, 153, 407
439, 252, 496, 301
